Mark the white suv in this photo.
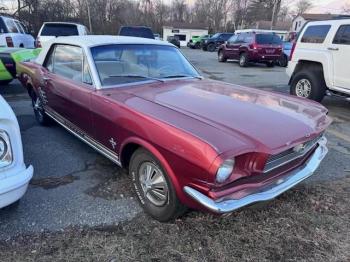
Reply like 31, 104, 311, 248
287, 18, 350, 102
0, 16, 35, 48
0, 95, 33, 208
36, 22, 89, 48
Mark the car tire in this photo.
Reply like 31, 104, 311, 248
290, 70, 326, 102
239, 53, 248, 67
129, 148, 187, 222
266, 61, 275, 67
279, 55, 288, 67
0, 79, 12, 85
29, 89, 52, 125
207, 43, 216, 52
218, 50, 227, 62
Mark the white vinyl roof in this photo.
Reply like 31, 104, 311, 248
48, 35, 171, 48
36, 35, 173, 65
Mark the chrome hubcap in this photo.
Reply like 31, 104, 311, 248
139, 162, 168, 206
33, 97, 43, 119
296, 79, 312, 98
240, 56, 245, 65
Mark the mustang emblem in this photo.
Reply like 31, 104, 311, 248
293, 143, 306, 153
109, 138, 117, 150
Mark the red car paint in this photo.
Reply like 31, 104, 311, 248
18, 62, 331, 212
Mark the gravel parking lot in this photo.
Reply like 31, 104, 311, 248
0, 48, 349, 261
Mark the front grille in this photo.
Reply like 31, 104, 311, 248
264, 135, 322, 173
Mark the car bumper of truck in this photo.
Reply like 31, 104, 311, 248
184, 137, 328, 214
0, 165, 33, 208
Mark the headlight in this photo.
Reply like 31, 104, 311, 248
216, 159, 235, 183
0, 130, 13, 168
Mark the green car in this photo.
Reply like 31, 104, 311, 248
0, 48, 41, 85
188, 35, 212, 49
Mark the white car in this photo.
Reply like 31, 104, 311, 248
0, 16, 35, 48
0, 95, 33, 209
36, 22, 89, 48
287, 18, 350, 102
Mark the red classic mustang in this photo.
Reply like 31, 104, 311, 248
18, 36, 331, 221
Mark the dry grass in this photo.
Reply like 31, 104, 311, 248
1, 177, 349, 262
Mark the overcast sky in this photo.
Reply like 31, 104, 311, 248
3, 0, 350, 14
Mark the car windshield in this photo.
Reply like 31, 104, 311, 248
211, 33, 220, 39
41, 24, 78, 36
119, 27, 154, 39
256, 34, 282, 45
91, 44, 200, 87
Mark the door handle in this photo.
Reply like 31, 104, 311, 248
328, 47, 339, 51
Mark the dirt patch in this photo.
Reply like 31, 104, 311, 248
1, 177, 349, 261
85, 157, 134, 200
30, 174, 78, 189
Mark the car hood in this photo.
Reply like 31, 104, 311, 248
109, 79, 331, 155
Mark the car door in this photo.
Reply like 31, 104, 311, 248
330, 24, 350, 90
41, 44, 94, 135
224, 35, 238, 58
231, 34, 245, 59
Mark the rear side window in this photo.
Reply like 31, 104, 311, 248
0, 18, 8, 33
256, 34, 282, 45
5, 19, 18, 33
41, 24, 79, 36
53, 45, 83, 81
301, 25, 331, 43
333, 25, 350, 45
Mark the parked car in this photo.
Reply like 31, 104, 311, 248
167, 35, 180, 48
278, 41, 292, 67
287, 19, 350, 102
202, 33, 234, 52
36, 22, 89, 48
0, 16, 35, 48
153, 33, 161, 40
119, 26, 154, 39
218, 32, 283, 67
199, 35, 212, 49
18, 35, 330, 221
0, 95, 33, 209
0, 47, 41, 85
188, 35, 211, 49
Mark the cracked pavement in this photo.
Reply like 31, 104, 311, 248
0, 48, 349, 239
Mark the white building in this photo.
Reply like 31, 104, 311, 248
162, 23, 208, 47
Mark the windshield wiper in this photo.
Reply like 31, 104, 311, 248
163, 75, 203, 80
108, 74, 164, 82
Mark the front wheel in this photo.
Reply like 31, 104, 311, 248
207, 43, 216, 52
129, 148, 187, 222
290, 71, 326, 102
218, 50, 227, 62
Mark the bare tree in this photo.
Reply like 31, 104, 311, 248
295, 0, 312, 15
343, 3, 350, 13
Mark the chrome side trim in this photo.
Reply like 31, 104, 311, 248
45, 109, 122, 167
184, 136, 328, 214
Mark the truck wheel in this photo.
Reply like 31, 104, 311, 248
279, 55, 288, 67
0, 80, 12, 85
207, 43, 216, 52
290, 70, 326, 102
30, 89, 51, 125
129, 148, 187, 222
218, 50, 227, 62
239, 53, 249, 67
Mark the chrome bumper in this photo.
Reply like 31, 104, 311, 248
184, 137, 328, 214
